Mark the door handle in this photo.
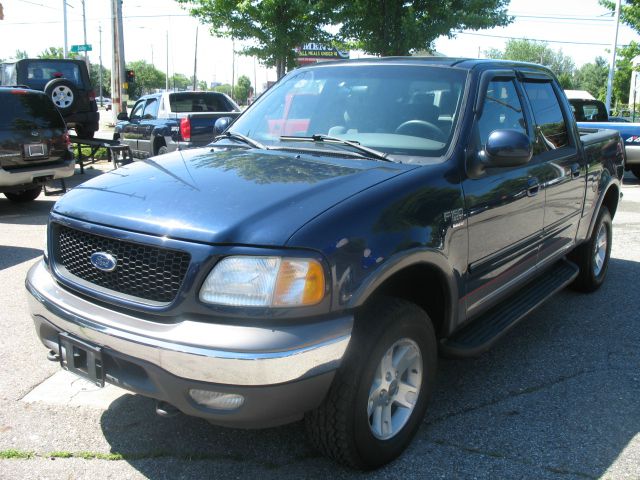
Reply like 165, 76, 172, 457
570, 163, 580, 179
527, 177, 539, 197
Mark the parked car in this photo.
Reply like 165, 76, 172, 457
0, 87, 74, 202
27, 58, 623, 469
0, 58, 99, 139
567, 95, 639, 177
608, 116, 630, 123
114, 91, 241, 158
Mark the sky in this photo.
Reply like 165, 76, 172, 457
0, 0, 637, 94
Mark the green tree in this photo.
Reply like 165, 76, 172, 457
234, 75, 251, 105
612, 41, 640, 107
214, 84, 233, 96
197, 80, 208, 91
485, 39, 576, 87
337, 1, 511, 57
37, 47, 79, 59
126, 60, 165, 98
169, 73, 190, 90
90, 64, 111, 98
15, 49, 29, 60
573, 57, 609, 101
600, 0, 640, 31
176, 0, 337, 78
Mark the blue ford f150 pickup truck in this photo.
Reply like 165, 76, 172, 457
114, 91, 240, 158
26, 58, 624, 469
567, 96, 639, 178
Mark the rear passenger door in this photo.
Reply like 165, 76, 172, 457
462, 72, 545, 317
137, 96, 160, 156
519, 74, 585, 263
121, 100, 145, 153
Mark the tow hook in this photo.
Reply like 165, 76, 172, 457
155, 401, 180, 418
47, 350, 60, 362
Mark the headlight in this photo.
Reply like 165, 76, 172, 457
199, 256, 325, 307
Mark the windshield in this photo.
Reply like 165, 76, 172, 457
231, 64, 467, 159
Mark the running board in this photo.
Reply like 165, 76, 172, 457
441, 259, 579, 358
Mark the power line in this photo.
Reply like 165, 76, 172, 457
455, 31, 630, 47
0, 13, 192, 25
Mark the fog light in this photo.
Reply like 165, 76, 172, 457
189, 389, 245, 410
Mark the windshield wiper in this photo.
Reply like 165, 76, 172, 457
279, 134, 391, 162
215, 130, 267, 150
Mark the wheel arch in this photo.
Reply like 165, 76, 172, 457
585, 182, 620, 241
152, 134, 167, 155
348, 251, 458, 339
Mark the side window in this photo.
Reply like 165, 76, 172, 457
523, 81, 570, 150
143, 98, 159, 119
130, 101, 145, 120
478, 79, 526, 146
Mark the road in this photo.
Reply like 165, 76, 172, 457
0, 165, 638, 479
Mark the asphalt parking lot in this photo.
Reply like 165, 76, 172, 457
0, 164, 638, 479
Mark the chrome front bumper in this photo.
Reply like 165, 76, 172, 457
26, 260, 353, 387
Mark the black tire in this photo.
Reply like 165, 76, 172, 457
630, 166, 640, 179
44, 78, 78, 115
75, 125, 95, 139
305, 297, 437, 470
156, 144, 168, 155
4, 186, 42, 203
570, 206, 612, 292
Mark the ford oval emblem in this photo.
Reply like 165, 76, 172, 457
90, 252, 118, 272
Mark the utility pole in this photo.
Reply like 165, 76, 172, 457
231, 38, 235, 101
192, 25, 198, 91
99, 25, 103, 107
81, 0, 88, 67
111, 0, 126, 119
166, 30, 169, 91
62, 0, 68, 59
605, 0, 622, 113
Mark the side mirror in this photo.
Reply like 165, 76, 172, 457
214, 116, 232, 135
117, 111, 128, 121
468, 130, 532, 178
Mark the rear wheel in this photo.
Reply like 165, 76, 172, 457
4, 186, 42, 203
570, 206, 612, 292
305, 297, 437, 470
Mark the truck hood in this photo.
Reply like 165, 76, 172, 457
54, 147, 413, 245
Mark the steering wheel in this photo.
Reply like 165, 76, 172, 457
395, 120, 445, 142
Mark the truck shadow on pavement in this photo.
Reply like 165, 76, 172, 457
99, 257, 640, 479
0, 245, 42, 270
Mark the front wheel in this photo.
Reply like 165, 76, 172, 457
570, 206, 612, 292
305, 298, 437, 470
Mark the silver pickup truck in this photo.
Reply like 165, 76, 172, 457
114, 91, 241, 158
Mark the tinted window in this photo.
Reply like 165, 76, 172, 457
169, 93, 236, 112
0, 91, 65, 129
523, 81, 569, 150
477, 79, 526, 146
569, 100, 608, 122
25, 61, 83, 88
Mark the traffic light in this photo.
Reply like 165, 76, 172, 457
125, 69, 135, 84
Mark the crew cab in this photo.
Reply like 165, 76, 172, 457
114, 91, 240, 158
26, 58, 624, 469
566, 94, 639, 178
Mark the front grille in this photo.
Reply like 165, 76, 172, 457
54, 224, 191, 303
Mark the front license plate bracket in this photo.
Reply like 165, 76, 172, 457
58, 333, 105, 387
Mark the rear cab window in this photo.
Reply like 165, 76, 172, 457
0, 90, 65, 130
169, 93, 237, 113
24, 61, 84, 89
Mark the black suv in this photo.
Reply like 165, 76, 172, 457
0, 87, 75, 202
0, 59, 99, 139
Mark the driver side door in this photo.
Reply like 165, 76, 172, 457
121, 100, 145, 154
